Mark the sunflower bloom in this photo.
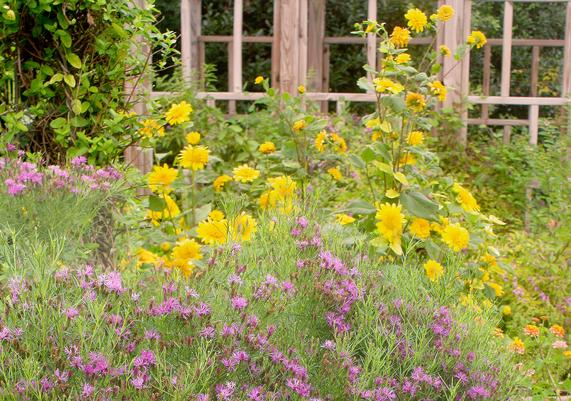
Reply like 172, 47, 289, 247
407, 131, 425, 146
259, 141, 277, 154
233, 165, 260, 183
436, 5, 454, 21
439, 45, 451, 56
327, 167, 343, 181
146, 194, 180, 223
148, 164, 178, 192
293, 119, 307, 132
441, 223, 470, 252
331, 133, 347, 153
336, 213, 355, 225
405, 8, 428, 33
208, 209, 225, 221
429, 81, 447, 102
424, 260, 444, 282
213, 175, 232, 192
179, 145, 209, 171
255, 76, 264, 84
197, 219, 228, 245
186, 131, 201, 144
390, 26, 410, 47
452, 183, 480, 212
139, 119, 165, 138
376, 203, 405, 254
231, 212, 257, 242
172, 238, 203, 261
165, 101, 192, 125
374, 78, 404, 94
315, 130, 327, 152
409, 217, 431, 239
395, 53, 411, 64
467, 31, 487, 48
406, 92, 426, 112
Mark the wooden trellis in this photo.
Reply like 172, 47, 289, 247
157, 0, 571, 148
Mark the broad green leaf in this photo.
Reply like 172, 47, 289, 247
348, 154, 366, 169
148, 195, 167, 212
64, 74, 76, 87
50, 117, 67, 129
361, 147, 376, 163
48, 73, 63, 85
66, 53, 82, 69
345, 199, 376, 215
394, 172, 409, 186
385, 189, 400, 199
400, 191, 439, 220
373, 161, 393, 175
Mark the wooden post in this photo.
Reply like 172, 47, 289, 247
279, 0, 301, 93
562, 2, 571, 96
228, 42, 236, 114
232, 0, 243, 93
459, 0, 472, 144
366, 0, 378, 91
501, 0, 514, 142
307, 0, 326, 91
529, 105, 539, 145
530, 46, 540, 97
481, 44, 491, 122
298, 0, 308, 88
271, 0, 281, 88
180, 0, 201, 82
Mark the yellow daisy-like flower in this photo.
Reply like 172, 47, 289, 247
146, 194, 181, 223
563, 351, 571, 359
136, 248, 159, 268
467, 31, 487, 48
439, 45, 451, 56
327, 167, 343, 181
502, 305, 512, 316
231, 212, 257, 242
160, 242, 171, 252
262, 175, 298, 214
510, 337, 525, 354
390, 26, 410, 48
255, 76, 264, 84
148, 164, 178, 193
293, 119, 307, 132
523, 324, 540, 338
268, 175, 297, 199
405, 92, 426, 112
208, 209, 225, 221
405, 8, 428, 33
550, 324, 565, 338
487, 282, 504, 297
213, 175, 232, 192
375, 203, 405, 254
315, 130, 327, 152
139, 118, 165, 138
331, 132, 347, 153
233, 165, 260, 183
365, 20, 376, 33
165, 101, 192, 125
424, 260, 444, 282
179, 145, 209, 171
429, 80, 447, 102
336, 213, 356, 225
395, 53, 411, 64
259, 141, 277, 154
197, 218, 228, 245
399, 153, 416, 166
436, 5, 454, 21
441, 223, 470, 252
374, 78, 404, 94
186, 131, 201, 145
297, 85, 306, 94
409, 217, 431, 239
172, 238, 203, 261
452, 183, 480, 213
407, 131, 424, 146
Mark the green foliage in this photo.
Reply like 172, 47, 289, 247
0, 0, 177, 163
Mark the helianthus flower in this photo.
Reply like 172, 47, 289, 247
146, 194, 180, 224
186, 131, 201, 144
467, 31, 487, 48
327, 167, 343, 181
297, 85, 306, 94
315, 130, 327, 152
179, 145, 209, 171
405, 8, 428, 33
208, 209, 225, 221
331, 132, 347, 153
139, 119, 165, 138
390, 26, 410, 47
501, 305, 512, 316
172, 238, 203, 261
409, 217, 431, 239
213, 175, 232, 192
197, 218, 228, 245
255, 76, 264, 84
407, 131, 424, 146
405, 92, 426, 112
148, 164, 178, 193
233, 164, 260, 183
436, 5, 454, 21
429, 80, 447, 102
336, 213, 355, 225
441, 223, 469, 252
376, 203, 405, 254
395, 53, 411, 64
268, 175, 297, 199
263, 175, 297, 214
259, 141, 277, 154
452, 183, 480, 212
487, 282, 504, 297
293, 119, 307, 132
399, 153, 416, 165
136, 248, 158, 268
424, 260, 444, 282
231, 212, 257, 242
439, 45, 451, 56
374, 78, 404, 94
165, 101, 192, 125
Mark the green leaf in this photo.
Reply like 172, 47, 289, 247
381, 95, 406, 113
64, 74, 76, 87
66, 53, 82, 69
345, 199, 376, 215
50, 117, 68, 129
360, 147, 376, 163
348, 154, 366, 169
48, 73, 63, 85
400, 191, 439, 220
72, 99, 82, 114
149, 195, 167, 212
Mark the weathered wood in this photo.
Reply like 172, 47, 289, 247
228, 42, 236, 114
481, 44, 492, 121
467, 96, 569, 106
503, 126, 512, 144
279, 0, 301, 93
459, 0, 472, 144
232, 0, 243, 93
501, 0, 513, 97
190, 0, 201, 73
298, 0, 308, 87
307, 0, 326, 91
529, 105, 539, 145
323, 36, 432, 45
563, 1, 571, 95
271, 0, 281, 88
467, 118, 529, 126
366, 0, 377, 91
530, 46, 540, 97
180, 0, 201, 82
200, 35, 273, 43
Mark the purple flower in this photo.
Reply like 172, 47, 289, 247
71, 156, 87, 167
65, 307, 79, 319
231, 296, 248, 310
216, 381, 236, 400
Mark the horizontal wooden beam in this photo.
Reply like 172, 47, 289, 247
467, 118, 529, 126
199, 35, 273, 43
467, 95, 570, 105
487, 38, 565, 47
323, 36, 433, 45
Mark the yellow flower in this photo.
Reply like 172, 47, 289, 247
197, 219, 228, 245
405, 92, 426, 112
179, 145, 209, 171
510, 337, 525, 354
262, 175, 298, 214
424, 260, 444, 282
436, 5, 454, 21
395, 53, 411, 64
139, 119, 165, 138
315, 130, 327, 152
441, 223, 469, 252
390, 26, 410, 47
336, 213, 356, 225
148, 164, 178, 192
365, 20, 376, 33
523, 324, 540, 338
407, 131, 424, 146
213, 175, 232, 192
268, 175, 297, 199
255, 76, 264, 84
293, 119, 307, 132
208, 209, 225, 221
501, 305, 512, 316
467, 31, 487, 48
487, 282, 504, 297
550, 324, 565, 338
259, 141, 277, 154
327, 167, 343, 181
146, 194, 181, 223
371, 131, 382, 142
376, 203, 405, 254
165, 101, 192, 125
399, 153, 416, 166
233, 164, 260, 183
564, 351, 571, 359
374, 78, 404, 94
452, 183, 480, 213
405, 8, 428, 33
160, 242, 171, 252
330, 132, 347, 153
493, 327, 504, 338
186, 131, 201, 144
439, 45, 451, 56
172, 238, 203, 261
297, 85, 306, 94
429, 80, 447, 102
409, 217, 431, 239
231, 212, 257, 242
136, 248, 158, 268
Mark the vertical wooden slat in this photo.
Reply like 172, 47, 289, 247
180, 0, 192, 82
503, 126, 512, 144
458, 0, 472, 144
481, 44, 492, 122
366, 0, 378, 91
271, 0, 281, 89
530, 46, 540, 97
228, 42, 236, 114
190, 0, 202, 74
232, 0, 243, 92
322, 44, 330, 112
562, 1, 571, 96
279, 0, 300, 93
298, 0, 308, 87
307, 0, 325, 91
501, 0, 514, 142
529, 105, 539, 145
